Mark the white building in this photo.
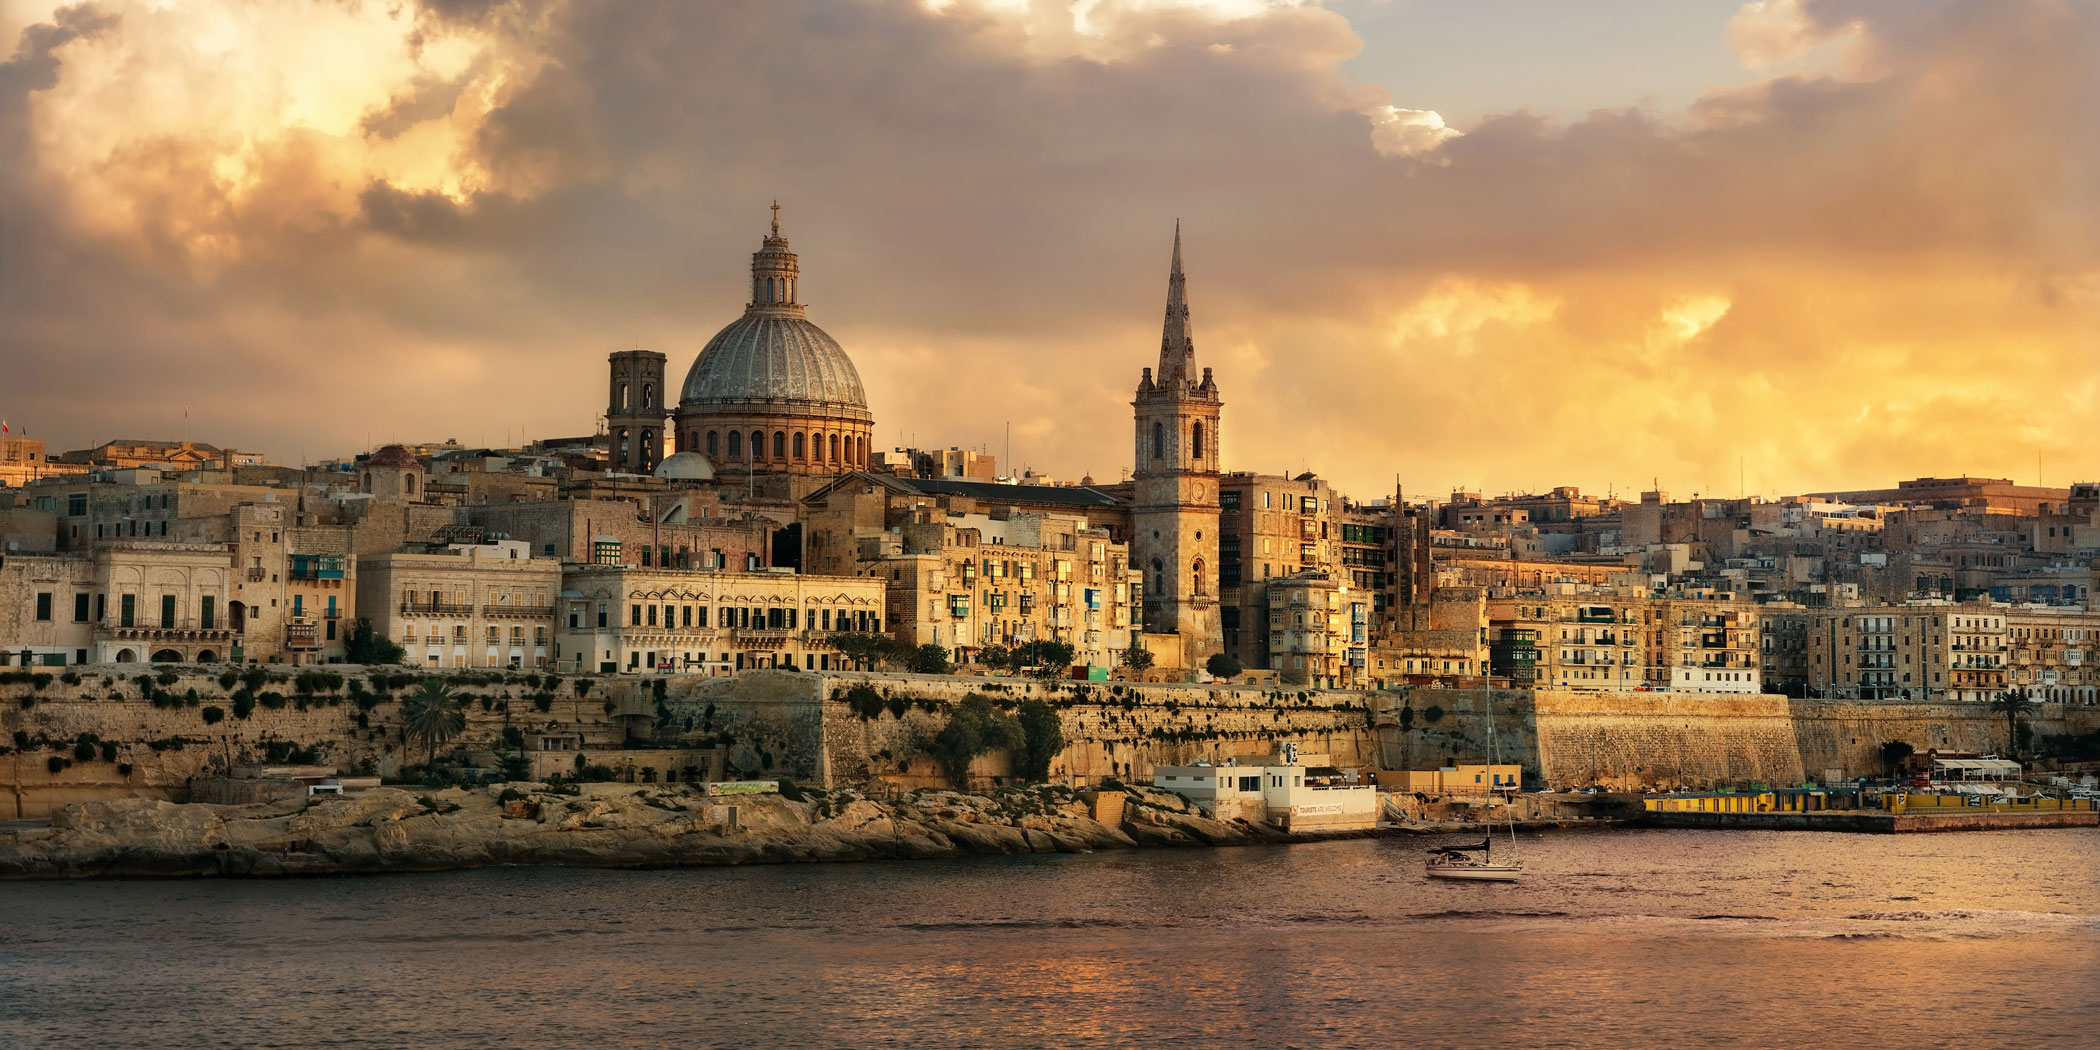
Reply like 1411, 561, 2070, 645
1154, 754, 1379, 830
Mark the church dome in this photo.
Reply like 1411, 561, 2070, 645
672, 203, 877, 477
679, 313, 870, 421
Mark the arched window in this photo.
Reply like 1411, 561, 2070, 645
773, 431, 786, 458
362, 472, 371, 489
829, 433, 840, 462
1192, 422, 1204, 460
1151, 557, 1164, 595
750, 431, 764, 460
1191, 559, 1206, 596
793, 432, 806, 460
618, 383, 628, 410
1152, 422, 1163, 459
728, 431, 742, 458
642, 383, 654, 409
706, 431, 720, 457
406, 475, 417, 494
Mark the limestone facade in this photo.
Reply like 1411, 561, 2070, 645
357, 540, 563, 669
606, 350, 671, 475
554, 565, 883, 674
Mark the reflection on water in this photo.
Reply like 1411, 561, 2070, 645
2, 829, 2096, 1049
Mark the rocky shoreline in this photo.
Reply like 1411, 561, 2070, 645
0, 782, 1396, 879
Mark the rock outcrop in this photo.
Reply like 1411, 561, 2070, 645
0, 783, 1324, 879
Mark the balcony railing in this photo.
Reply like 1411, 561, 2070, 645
482, 604, 555, 619
246, 567, 267, 582
285, 622, 321, 650
400, 602, 476, 617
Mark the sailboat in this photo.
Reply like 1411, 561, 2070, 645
1426, 679, 1523, 882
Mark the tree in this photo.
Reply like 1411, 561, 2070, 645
1118, 647, 1156, 673
1205, 652, 1243, 680
1878, 739, 1916, 780
976, 644, 1011, 671
1990, 689, 2034, 757
832, 633, 906, 670
343, 618, 407, 666
1019, 640, 1076, 678
930, 694, 1024, 788
402, 678, 467, 768
1015, 698, 1064, 782
910, 643, 952, 675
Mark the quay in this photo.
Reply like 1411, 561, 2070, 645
1642, 809, 2097, 833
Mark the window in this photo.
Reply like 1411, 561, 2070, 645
727, 430, 742, 458
750, 431, 763, 460
632, 604, 643, 626
793, 432, 806, 460
593, 540, 621, 565
1192, 422, 1204, 459
73, 594, 89, 622
597, 603, 609, 628
67, 493, 85, 517
161, 594, 177, 628
200, 597, 215, 630
120, 594, 135, 627
1151, 421, 1163, 459
773, 431, 786, 458
35, 592, 52, 621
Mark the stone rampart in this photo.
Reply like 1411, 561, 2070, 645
658, 671, 1378, 792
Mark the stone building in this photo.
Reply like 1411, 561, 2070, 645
358, 444, 426, 502
554, 565, 883, 674
1489, 595, 1649, 692
1769, 604, 2008, 702
1267, 571, 1351, 688
2004, 607, 2100, 704
1645, 597, 1762, 694
672, 203, 874, 483
1130, 224, 1222, 666
465, 498, 773, 572
358, 539, 562, 670
799, 475, 1140, 670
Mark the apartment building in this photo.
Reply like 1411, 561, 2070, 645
358, 539, 563, 670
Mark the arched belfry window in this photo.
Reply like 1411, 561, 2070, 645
1151, 557, 1164, 595
1152, 422, 1163, 460
1192, 422, 1204, 460
618, 383, 629, 410
642, 383, 654, 409
1192, 559, 1206, 597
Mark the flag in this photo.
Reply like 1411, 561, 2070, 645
1, 420, 8, 435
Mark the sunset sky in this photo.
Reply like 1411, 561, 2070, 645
1, 0, 2093, 502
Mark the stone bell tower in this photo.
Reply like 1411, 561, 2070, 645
607, 349, 670, 474
1131, 222, 1223, 663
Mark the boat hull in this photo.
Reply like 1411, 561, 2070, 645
1426, 863, 1524, 882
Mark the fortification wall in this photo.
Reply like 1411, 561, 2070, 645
1787, 699, 2067, 780
0, 666, 646, 818
658, 671, 1379, 791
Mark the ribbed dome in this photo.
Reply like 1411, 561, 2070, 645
679, 310, 870, 421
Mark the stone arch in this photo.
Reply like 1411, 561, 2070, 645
196, 649, 218, 663
151, 649, 183, 663
115, 648, 137, 663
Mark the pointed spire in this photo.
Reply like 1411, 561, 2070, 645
1158, 221, 1195, 382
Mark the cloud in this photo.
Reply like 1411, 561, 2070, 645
0, 0, 2095, 502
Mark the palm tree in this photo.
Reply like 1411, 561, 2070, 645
1989, 689, 2034, 758
401, 678, 466, 769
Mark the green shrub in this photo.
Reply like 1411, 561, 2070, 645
155, 669, 180, 686
844, 684, 884, 720
573, 679, 593, 698
259, 691, 287, 709
499, 787, 526, 803
59, 671, 81, 687
777, 776, 806, 802
217, 671, 240, 690
116, 763, 132, 777
201, 706, 225, 725
533, 692, 554, 713
885, 694, 910, 719
73, 740, 96, 761
99, 742, 117, 762
17, 696, 33, 711
47, 756, 69, 774
1423, 705, 1445, 724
